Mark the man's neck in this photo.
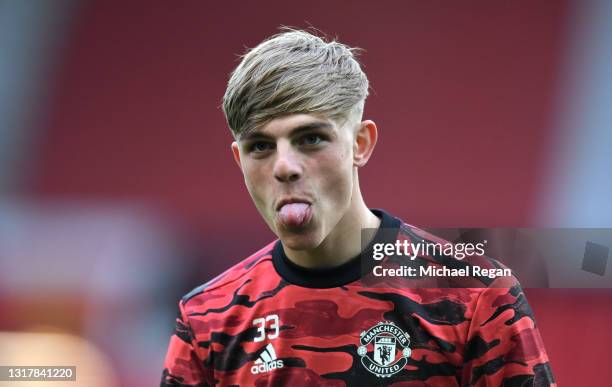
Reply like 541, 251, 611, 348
283, 199, 381, 269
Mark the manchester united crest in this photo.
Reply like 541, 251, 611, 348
357, 321, 411, 378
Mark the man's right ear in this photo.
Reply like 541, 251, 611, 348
231, 142, 242, 171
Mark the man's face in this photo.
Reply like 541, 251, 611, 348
232, 114, 356, 250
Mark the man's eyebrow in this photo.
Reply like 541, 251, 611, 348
289, 121, 335, 135
239, 121, 335, 141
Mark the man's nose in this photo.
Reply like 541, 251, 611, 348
273, 143, 302, 183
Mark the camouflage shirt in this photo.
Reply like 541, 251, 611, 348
161, 210, 555, 386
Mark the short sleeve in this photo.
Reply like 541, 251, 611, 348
160, 300, 212, 386
461, 284, 556, 386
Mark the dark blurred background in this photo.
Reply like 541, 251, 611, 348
1, 0, 611, 385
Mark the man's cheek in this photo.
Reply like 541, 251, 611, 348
244, 169, 264, 194
245, 180, 266, 211
321, 167, 352, 200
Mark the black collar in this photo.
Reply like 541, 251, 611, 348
272, 209, 401, 288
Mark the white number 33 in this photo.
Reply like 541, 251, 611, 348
253, 314, 279, 342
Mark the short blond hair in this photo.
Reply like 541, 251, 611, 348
222, 29, 369, 138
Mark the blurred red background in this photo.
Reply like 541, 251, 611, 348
1, 1, 611, 385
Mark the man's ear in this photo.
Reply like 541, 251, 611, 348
231, 142, 242, 171
353, 120, 378, 167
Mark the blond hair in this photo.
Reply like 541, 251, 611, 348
222, 29, 369, 138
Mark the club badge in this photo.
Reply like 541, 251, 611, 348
357, 321, 411, 378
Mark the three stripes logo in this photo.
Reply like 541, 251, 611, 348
250, 343, 284, 374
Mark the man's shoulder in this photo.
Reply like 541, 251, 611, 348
180, 240, 279, 307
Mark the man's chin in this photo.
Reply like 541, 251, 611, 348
278, 231, 321, 251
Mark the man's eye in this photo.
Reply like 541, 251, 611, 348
302, 134, 323, 146
250, 142, 273, 152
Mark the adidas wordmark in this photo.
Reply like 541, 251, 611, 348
251, 343, 284, 374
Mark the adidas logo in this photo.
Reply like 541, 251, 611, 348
250, 343, 284, 374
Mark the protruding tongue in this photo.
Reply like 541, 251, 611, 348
278, 203, 310, 228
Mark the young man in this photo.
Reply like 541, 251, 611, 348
161, 30, 554, 386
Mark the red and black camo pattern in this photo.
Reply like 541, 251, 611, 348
161, 228, 555, 386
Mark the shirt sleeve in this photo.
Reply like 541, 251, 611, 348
461, 284, 556, 386
160, 299, 212, 387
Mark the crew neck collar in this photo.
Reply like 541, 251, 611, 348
272, 209, 401, 288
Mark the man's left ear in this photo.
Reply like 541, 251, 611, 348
353, 120, 378, 167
